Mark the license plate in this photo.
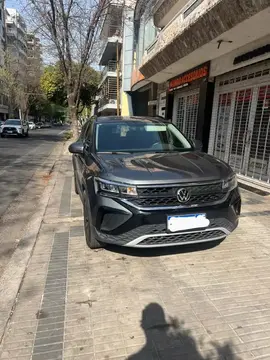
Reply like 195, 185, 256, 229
167, 214, 210, 233
7, 131, 12, 134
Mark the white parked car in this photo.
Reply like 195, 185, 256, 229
0, 119, 29, 138
29, 121, 36, 130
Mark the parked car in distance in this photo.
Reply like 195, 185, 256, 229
53, 121, 63, 126
36, 122, 43, 129
29, 121, 36, 130
1, 119, 29, 138
69, 116, 241, 250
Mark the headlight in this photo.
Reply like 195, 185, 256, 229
222, 175, 237, 191
97, 179, 137, 197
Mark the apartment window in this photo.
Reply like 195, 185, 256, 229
183, 0, 204, 18
144, 17, 156, 50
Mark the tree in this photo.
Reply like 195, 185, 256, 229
40, 63, 100, 111
40, 64, 66, 106
0, 49, 42, 119
25, 0, 114, 133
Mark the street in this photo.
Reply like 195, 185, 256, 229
0, 139, 270, 359
0, 127, 67, 277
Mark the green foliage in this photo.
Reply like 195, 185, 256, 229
40, 63, 100, 110
29, 97, 67, 121
40, 64, 66, 106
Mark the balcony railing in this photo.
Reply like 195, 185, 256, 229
99, 96, 117, 108
101, 60, 117, 77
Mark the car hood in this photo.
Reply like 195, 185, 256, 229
2, 124, 21, 128
96, 151, 232, 185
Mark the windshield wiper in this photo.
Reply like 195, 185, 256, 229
99, 151, 134, 154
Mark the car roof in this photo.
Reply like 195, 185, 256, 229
95, 116, 170, 124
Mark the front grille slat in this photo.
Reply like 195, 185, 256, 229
133, 182, 226, 208
139, 230, 225, 246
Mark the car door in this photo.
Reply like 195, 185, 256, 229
73, 122, 91, 196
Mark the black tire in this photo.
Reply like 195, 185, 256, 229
83, 194, 103, 249
1, 134, 4, 138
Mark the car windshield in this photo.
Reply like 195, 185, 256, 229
95, 121, 192, 153
5, 120, 21, 125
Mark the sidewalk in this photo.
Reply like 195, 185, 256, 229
0, 148, 270, 360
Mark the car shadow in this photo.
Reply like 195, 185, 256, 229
105, 239, 224, 258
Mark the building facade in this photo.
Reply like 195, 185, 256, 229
97, 1, 123, 116
6, 8, 27, 74
130, 0, 159, 117
132, 0, 270, 189
26, 33, 42, 87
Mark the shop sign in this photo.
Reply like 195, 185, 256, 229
169, 62, 209, 91
148, 100, 157, 106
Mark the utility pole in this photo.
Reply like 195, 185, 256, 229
116, 39, 120, 116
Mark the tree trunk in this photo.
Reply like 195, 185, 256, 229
67, 93, 78, 138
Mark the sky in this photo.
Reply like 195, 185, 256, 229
6, 0, 22, 9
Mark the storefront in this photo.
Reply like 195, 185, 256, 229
158, 91, 166, 117
209, 59, 270, 186
168, 62, 213, 149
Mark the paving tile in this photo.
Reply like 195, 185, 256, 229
1, 157, 270, 360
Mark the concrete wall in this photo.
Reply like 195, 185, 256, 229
210, 34, 270, 77
140, 0, 270, 79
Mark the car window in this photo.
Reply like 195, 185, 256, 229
85, 121, 94, 141
79, 122, 91, 141
5, 120, 21, 125
95, 121, 192, 153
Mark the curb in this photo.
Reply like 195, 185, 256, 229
0, 141, 67, 344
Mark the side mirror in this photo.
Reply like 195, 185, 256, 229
69, 142, 84, 154
192, 139, 203, 151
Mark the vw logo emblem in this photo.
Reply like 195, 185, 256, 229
177, 188, 191, 203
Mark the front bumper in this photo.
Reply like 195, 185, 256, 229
1, 128, 22, 136
91, 188, 241, 248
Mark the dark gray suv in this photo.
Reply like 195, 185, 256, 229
69, 116, 241, 249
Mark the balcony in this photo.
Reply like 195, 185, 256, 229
99, 60, 118, 87
99, 2, 123, 39
139, 0, 270, 83
99, 35, 122, 66
98, 97, 118, 114
98, 76, 120, 114
153, 0, 189, 28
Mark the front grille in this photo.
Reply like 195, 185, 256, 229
132, 193, 225, 207
3, 127, 17, 133
137, 183, 222, 197
139, 230, 225, 246
131, 182, 226, 208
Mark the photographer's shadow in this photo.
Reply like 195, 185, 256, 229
127, 303, 238, 360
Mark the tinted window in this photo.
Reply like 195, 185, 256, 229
95, 121, 192, 153
5, 120, 21, 125
80, 122, 90, 140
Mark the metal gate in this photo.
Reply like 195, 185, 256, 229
173, 90, 199, 140
210, 60, 270, 184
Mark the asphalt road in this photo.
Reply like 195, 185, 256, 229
0, 126, 68, 276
